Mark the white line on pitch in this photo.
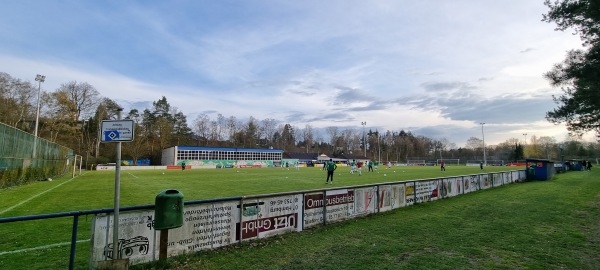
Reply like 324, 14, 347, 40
0, 239, 90, 256
127, 172, 139, 178
0, 173, 85, 215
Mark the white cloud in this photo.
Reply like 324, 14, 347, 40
0, 0, 595, 148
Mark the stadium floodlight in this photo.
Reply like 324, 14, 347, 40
32, 74, 45, 159
361, 121, 366, 157
523, 133, 528, 158
480, 123, 486, 166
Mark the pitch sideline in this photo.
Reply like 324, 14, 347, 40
0, 173, 86, 215
0, 239, 90, 256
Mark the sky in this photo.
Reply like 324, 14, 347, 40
0, 0, 593, 147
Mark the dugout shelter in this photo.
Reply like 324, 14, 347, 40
525, 158, 556, 181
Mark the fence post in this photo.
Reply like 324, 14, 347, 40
238, 198, 244, 244
322, 190, 327, 226
301, 193, 305, 231
376, 185, 380, 213
413, 181, 417, 204
69, 214, 79, 270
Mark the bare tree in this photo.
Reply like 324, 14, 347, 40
326, 126, 339, 152
302, 124, 314, 153
193, 113, 210, 146
0, 73, 36, 129
227, 116, 238, 146
261, 118, 278, 147
217, 114, 226, 142
55, 81, 100, 121
538, 136, 557, 159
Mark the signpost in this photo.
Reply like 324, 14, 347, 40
100, 113, 134, 267
101, 120, 134, 142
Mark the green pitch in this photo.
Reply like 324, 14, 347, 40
2, 165, 519, 216
0, 165, 521, 270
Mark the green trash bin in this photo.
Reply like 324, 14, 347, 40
154, 189, 184, 230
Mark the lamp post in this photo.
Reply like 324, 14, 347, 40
361, 121, 366, 158
32, 74, 45, 159
480, 123, 486, 166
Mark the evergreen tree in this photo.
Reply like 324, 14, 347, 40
543, 0, 600, 138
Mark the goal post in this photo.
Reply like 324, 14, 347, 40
466, 160, 505, 166
407, 160, 425, 166
437, 159, 460, 166
466, 160, 481, 166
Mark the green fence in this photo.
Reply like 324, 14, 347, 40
0, 122, 72, 187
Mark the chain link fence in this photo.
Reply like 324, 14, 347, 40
0, 122, 72, 187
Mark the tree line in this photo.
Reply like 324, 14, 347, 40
2, 72, 599, 168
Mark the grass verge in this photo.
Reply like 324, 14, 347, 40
132, 170, 600, 270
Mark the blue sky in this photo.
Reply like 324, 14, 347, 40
0, 0, 591, 146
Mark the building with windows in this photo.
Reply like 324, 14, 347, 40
161, 146, 283, 168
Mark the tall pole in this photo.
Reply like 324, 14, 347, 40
32, 74, 45, 159
361, 122, 366, 158
523, 133, 528, 158
112, 108, 123, 260
377, 130, 381, 163
480, 123, 486, 166
84, 120, 89, 170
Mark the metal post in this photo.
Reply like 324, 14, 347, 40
69, 215, 79, 270
523, 133, 528, 158
377, 131, 381, 163
112, 109, 123, 260
239, 198, 244, 244
32, 74, 45, 159
361, 122, 366, 157
376, 185, 380, 213
480, 123, 486, 166
322, 190, 327, 225
159, 230, 168, 261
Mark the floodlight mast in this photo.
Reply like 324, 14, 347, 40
480, 123, 486, 166
523, 133, 528, 158
33, 74, 45, 159
361, 122, 366, 158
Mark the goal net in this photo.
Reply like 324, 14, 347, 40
487, 160, 505, 166
466, 160, 481, 166
407, 160, 425, 166
466, 160, 505, 166
437, 159, 460, 166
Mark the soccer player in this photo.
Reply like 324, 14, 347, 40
350, 159, 357, 174
325, 159, 337, 184
357, 161, 363, 176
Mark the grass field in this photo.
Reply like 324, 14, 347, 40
1, 166, 598, 269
